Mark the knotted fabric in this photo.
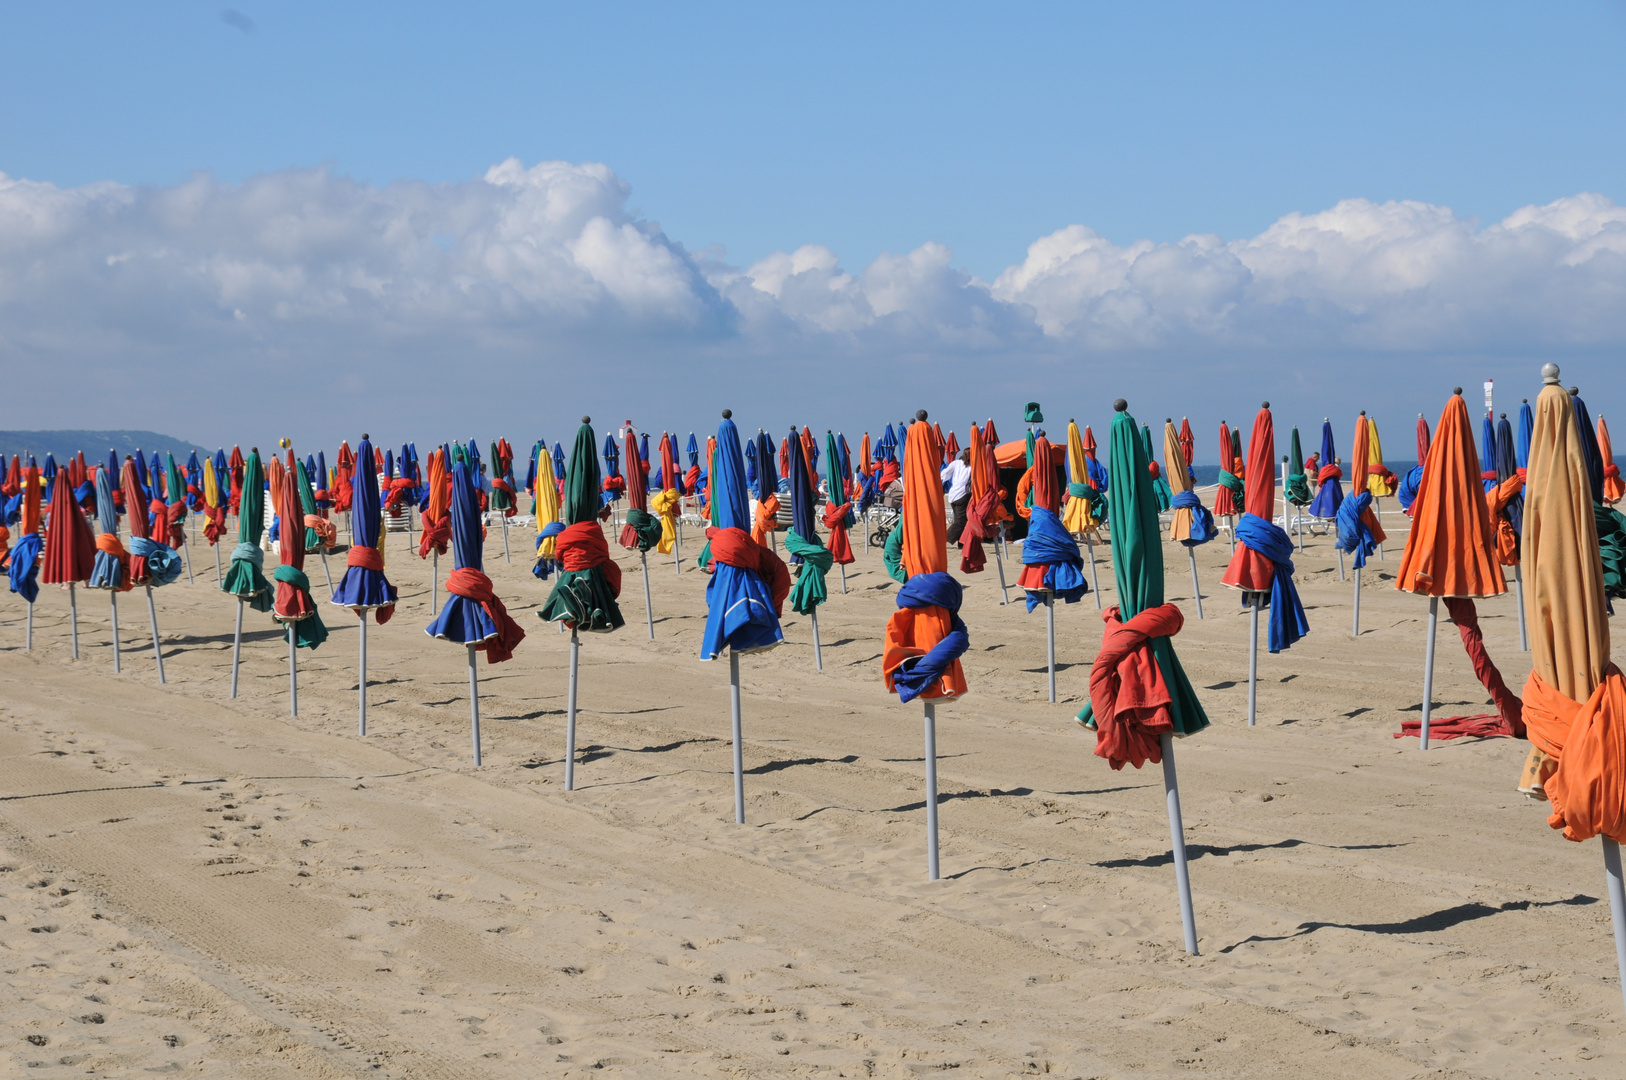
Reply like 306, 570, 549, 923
958, 487, 998, 574
619, 507, 662, 553
1398, 465, 1425, 514
821, 499, 855, 565
1016, 506, 1087, 611
1335, 491, 1385, 570
1089, 603, 1185, 770
884, 572, 969, 703
1487, 473, 1525, 566
1310, 464, 1344, 519
1521, 667, 1626, 843
445, 567, 526, 662
700, 525, 787, 658
1214, 469, 1243, 510
651, 487, 681, 555
707, 526, 789, 614
1397, 598, 1523, 741
418, 511, 450, 558
222, 541, 272, 610
752, 494, 780, 547
203, 504, 227, 544
1169, 490, 1214, 546
8, 531, 41, 603
90, 533, 132, 592
784, 529, 832, 616
1232, 513, 1309, 653
272, 564, 329, 649
539, 521, 625, 632
304, 514, 336, 549
131, 536, 183, 588
333, 544, 397, 623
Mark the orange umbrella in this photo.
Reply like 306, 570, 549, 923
1395, 389, 1506, 747
883, 411, 969, 880
1516, 364, 1626, 1014
1600, 416, 1624, 504
1165, 420, 1209, 621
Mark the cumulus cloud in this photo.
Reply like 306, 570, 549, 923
1, 159, 1622, 450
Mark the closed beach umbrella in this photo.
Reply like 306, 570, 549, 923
653, 433, 682, 568
331, 434, 398, 736
223, 449, 274, 697
786, 429, 833, 669
1496, 413, 1530, 652
272, 451, 328, 714
752, 430, 782, 549
532, 443, 562, 580
10, 463, 43, 646
1518, 399, 1535, 470
1077, 397, 1208, 953
1062, 420, 1101, 537
1018, 434, 1086, 702
701, 411, 790, 823
418, 447, 451, 612
619, 425, 662, 638
42, 469, 96, 658
1600, 416, 1624, 505
87, 466, 133, 671
1284, 427, 1312, 549
1366, 416, 1398, 498
1165, 420, 1215, 620
1213, 422, 1241, 539
1515, 363, 1626, 1015
821, 430, 855, 592
1309, 420, 1344, 521
882, 411, 970, 879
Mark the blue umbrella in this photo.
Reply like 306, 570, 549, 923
1481, 412, 1499, 494
1517, 399, 1534, 469
426, 462, 494, 643
384, 449, 396, 481
744, 437, 757, 487
1495, 412, 1529, 652
332, 435, 398, 736
315, 451, 329, 508
602, 432, 622, 506
553, 443, 567, 484
43, 454, 57, 485
755, 431, 778, 499
1572, 391, 1605, 506
639, 432, 650, 470
88, 466, 124, 590
1309, 420, 1343, 519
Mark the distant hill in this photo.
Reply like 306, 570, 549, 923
0, 430, 208, 465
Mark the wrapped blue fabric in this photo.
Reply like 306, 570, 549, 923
1234, 512, 1309, 653
1336, 491, 1380, 571
1086, 456, 1109, 493
330, 436, 398, 612
9, 531, 41, 603
73, 481, 95, 506
131, 536, 183, 586
856, 470, 879, 514
3, 493, 20, 524
1020, 506, 1087, 611
532, 521, 565, 580
889, 572, 970, 704
1397, 465, 1424, 512
1170, 489, 1215, 545
88, 469, 124, 589
700, 418, 783, 660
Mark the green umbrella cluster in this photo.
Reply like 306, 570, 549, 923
539, 422, 625, 632
221, 450, 273, 612
1285, 427, 1313, 506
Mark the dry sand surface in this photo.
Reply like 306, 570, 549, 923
3, 499, 1623, 1078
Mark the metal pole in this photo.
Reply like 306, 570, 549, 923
1602, 837, 1626, 1016
924, 702, 940, 882
431, 550, 438, 616
182, 534, 195, 584
358, 613, 368, 737
501, 513, 511, 563
1086, 536, 1102, 609
110, 592, 120, 673
993, 526, 1010, 605
1247, 594, 1260, 727
1337, 545, 1346, 581
1515, 563, 1529, 652
811, 608, 823, 671
565, 627, 580, 790
468, 644, 481, 766
1296, 511, 1304, 553
730, 650, 744, 824
229, 597, 241, 696
839, 563, 847, 594
640, 550, 654, 639
674, 524, 682, 575
214, 541, 223, 582
1045, 594, 1056, 703
288, 627, 297, 717
1420, 596, 1438, 749
1374, 499, 1385, 561
319, 548, 334, 596
862, 511, 868, 554
26, 601, 32, 651
1161, 733, 1198, 954
147, 585, 165, 684
1187, 547, 1203, 620
1353, 566, 1362, 637
69, 582, 79, 660
1227, 514, 1235, 553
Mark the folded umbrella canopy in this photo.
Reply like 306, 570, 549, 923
222, 448, 273, 696
1514, 363, 1626, 1016
88, 466, 131, 671
332, 434, 397, 736
1572, 389, 1626, 601
273, 451, 328, 650
701, 411, 790, 823
419, 445, 451, 563
601, 432, 624, 511
1142, 424, 1173, 511
883, 411, 970, 880
531, 443, 562, 581
42, 469, 97, 658
751, 430, 781, 549
1062, 420, 1103, 537
9, 463, 43, 615
332, 442, 353, 514
1309, 420, 1345, 521
786, 429, 833, 669
1601, 416, 1624, 504
1285, 426, 1312, 529
653, 433, 682, 565
685, 433, 701, 494
203, 450, 228, 549
822, 431, 855, 591
1496, 412, 1530, 652
1518, 400, 1534, 470
1214, 422, 1241, 529
540, 419, 624, 633
1395, 390, 1512, 748
1165, 420, 1215, 620
957, 421, 1000, 583
159, 452, 193, 584
619, 425, 661, 639
1018, 433, 1086, 702
1222, 405, 1308, 725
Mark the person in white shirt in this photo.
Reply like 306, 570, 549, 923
941, 450, 972, 543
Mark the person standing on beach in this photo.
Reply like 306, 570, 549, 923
942, 449, 972, 543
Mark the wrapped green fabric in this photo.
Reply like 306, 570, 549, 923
540, 421, 625, 632
222, 450, 273, 611
785, 529, 832, 615
1215, 470, 1244, 501
272, 565, 329, 649
625, 507, 662, 552
883, 517, 908, 584
1077, 406, 1210, 736
165, 453, 188, 524
1069, 482, 1107, 518
1285, 427, 1312, 505
1596, 502, 1626, 598
296, 459, 324, 551
489, 441, 512, 512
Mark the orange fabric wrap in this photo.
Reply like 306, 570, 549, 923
1522, 668, 1626, 843
95, 533, 134, 592
1014, 468, 1034, 520
752, 494, 780, 547
882, 605, 967, 701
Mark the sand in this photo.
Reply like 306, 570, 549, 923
3, 500, 1622, 1078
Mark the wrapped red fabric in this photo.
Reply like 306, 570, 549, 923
304, 514, 337, 548
1522, 667, 1626, 843
1397, 598, 1523, 740
821, 500, 854, 565
1317, 464, 1343, 484
445, 567, 526, 663
558, 521, 623, 598
1487, 473, 1526, 566
203, 504, 228, 544
707, 525, 790, 615
346, 545, 395, 624
1089, 603, 1185, 770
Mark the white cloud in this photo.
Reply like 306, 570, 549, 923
0, 160, 1622, 449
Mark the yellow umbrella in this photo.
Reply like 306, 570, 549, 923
1518, 363, 1626, 1014
1062, 419, 1104, 606
1163, 420, 1206, 620
535, 444, 561, 562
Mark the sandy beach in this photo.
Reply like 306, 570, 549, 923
3, 500, 1621, 1078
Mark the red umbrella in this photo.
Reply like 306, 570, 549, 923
41, 470, 96, 658
1213, 422, 1239, 521
1416, 415, 1431, 464
1178, 418, 1194, 467
620, 426, 659, 638
228, 446, 245, 515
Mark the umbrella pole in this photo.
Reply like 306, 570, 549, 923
924, 701, 940, 882
1515, 563, 1529, 652
1296, 511, 1304, 553
1337, 544, 1346, 581
1045, 594, 1056, 703
1420, 597, 1438, 749
1226, 514, 1235, 553
431, 550, 439, 615
468, 643, 482, 766
287, 626, 297, 717
640, 550, 654, 639
994, 528, 1010, 605
110, 591, 120, 673
358, 612, 368, 737
1601, 838, 1626, 1016
1374, 499, 1385, 561
811, 607, 823, 671
1353, 566, 1362, 637
1187, 546, 1203, 619
730, 649, 744, 824
1247, 594, 1260, 727
229, 597, 241, 697
1086, 536, 1102, 609
26, 601, 32, 651
501, 513, 511, 563
770, 528, 777, 555
406, 509, 414, 554
214, 541, 222, 583
674, 528, 682, 575
862, 514, 868, 555
839, 562, 847, 594
147, 585, 165, 684
319, 548, 334, 596
182, 534, 195, 585
69, 582, 79, 660
565, 626, 580, 790
1160, 733, 1199, 954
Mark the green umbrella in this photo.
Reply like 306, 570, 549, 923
1079, 399, 1207, 953
1142, 424, 1172, 512
223, 448, 273, 699
1285, 427, 1311, 552
165, 452, 194, 583
295, 457, 336, 595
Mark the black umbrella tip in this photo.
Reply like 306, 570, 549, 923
1453, 387, 1463, 395
1261, 401, 1270, 409
250, 447, 258, 454
1166, 418, 1172, 424
721, 409, 732, 418
1113, 399, 1127, 412
916, 409, 928, 421
1569, 386, 1580, 396
581, 415, 591, 424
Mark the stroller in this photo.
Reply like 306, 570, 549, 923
867, 481, 904, 548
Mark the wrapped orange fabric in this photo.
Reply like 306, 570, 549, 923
94, 532, 134, 593
1599, 416, 1624, 504
1014, 468, 1034, 520
751, 493, 780, 547
883, 418, 967, 702
1523, 668, 1626, 842
419, 448, 450, 559
1487, 472, 1525, 566
1220, 406, 1277, 591
1395, 392, 1505, 598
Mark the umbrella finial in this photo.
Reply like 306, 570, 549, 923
1452, 387, 1462, 395
722, 409, 732, 418
1540, 363, 1560, 384
1261, 401, 1270, 409
1569, 386, 1580, 396
916, 409, 928, 421
251, 447, 258, 454
1114, 399, 1127, 412
362, 433, 369, 440
582, 415, 591, 423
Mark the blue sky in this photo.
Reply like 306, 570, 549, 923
2, 2, 1625, 451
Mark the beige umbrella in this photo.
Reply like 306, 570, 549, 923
1518, 363, 1626, 1014
1164, 420, 1205, 620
